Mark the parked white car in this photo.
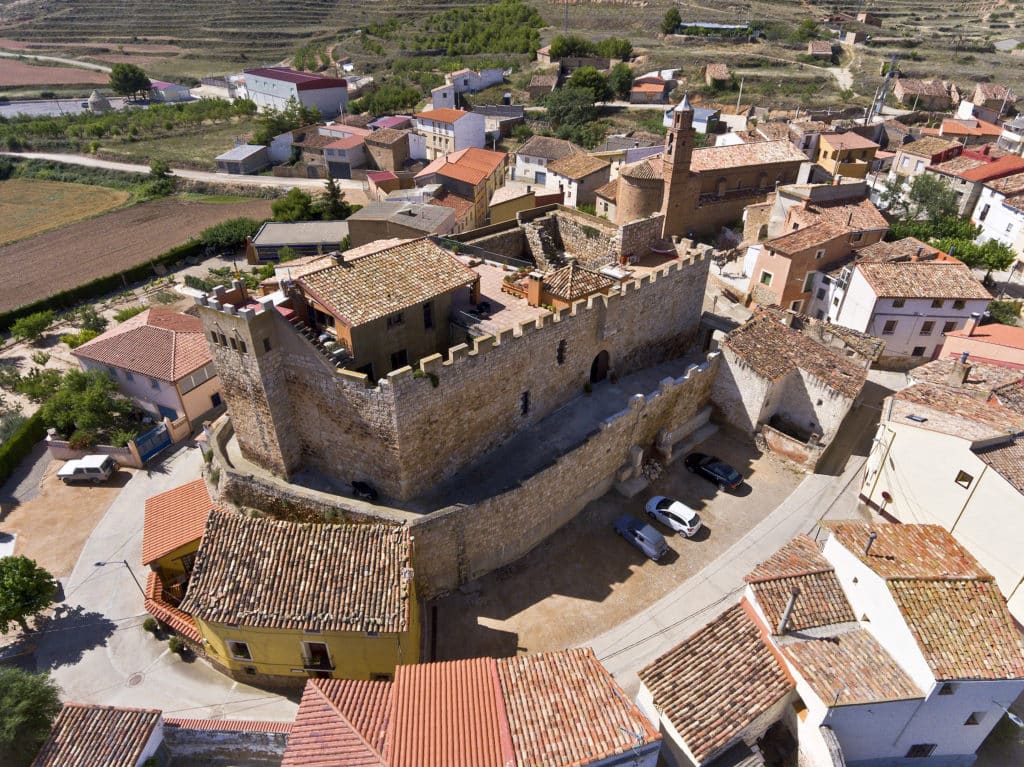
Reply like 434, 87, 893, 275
57, 455, 119, 485
644, 496, 702, 537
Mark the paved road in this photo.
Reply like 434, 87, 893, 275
1, 151, 361, 192
31, 443, 297, 721
0, 98, 133, 119
0, 49, 111, 72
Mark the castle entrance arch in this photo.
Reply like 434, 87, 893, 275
590, 350, 610, 383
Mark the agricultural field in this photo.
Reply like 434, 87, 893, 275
0, 58, 109, 87
0, 178, 129, 245
0, 196, 273, 313
95, 119, 260, 170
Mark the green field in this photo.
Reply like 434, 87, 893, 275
95, 119, 258, 170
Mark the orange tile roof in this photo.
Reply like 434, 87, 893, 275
423, 147, 507, 185
497, 648, 660, 766
163, 718, 293, 733
32, 704, 162, 767
428, 191, 475, 221
899, 136, 959, 158
141, 478, 218, 565
820, 131, 879, 151
542, 262, 615, 301
594, 177, 618, 201
856, 261, 990, 300
787, 195, 889, 233
975, 434, 1024, 494
315, 679, 392, 754
546, 153, 609, 180
516, 135, 585, 161
824, 522, 990, 580
939, 118, 1002, 138
638, 603, 793, 765
746, 534, 831, 582
179, 515, 412, 633
691, 140, 808, 172
326, 135, 366, 150
781, 628, 923, 705
766, 220, 850, 255
283, 679, 388, 767
72, 308, 211, 383
144, 571, 202, 643
631, 81, 666, 94
386, 658, 513, 767
413, 108, 471, 124
889, 383, 1024, 442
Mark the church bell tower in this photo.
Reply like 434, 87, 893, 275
660, 95, 699, 239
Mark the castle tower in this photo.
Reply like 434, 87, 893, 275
660, 95, 701, 239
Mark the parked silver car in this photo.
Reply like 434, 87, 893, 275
645, 496, 703, 537
57, 455, 119, 484
613, 514, 669, 561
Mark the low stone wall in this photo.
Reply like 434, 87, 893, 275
162, 722, 290, 762
46, 438, 139, 468
759, 424, 823, 471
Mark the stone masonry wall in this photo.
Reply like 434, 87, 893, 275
462, 228, 527, 260
619, 215, 666, 260
552, 212, 618, 269
162, 726, 288, 763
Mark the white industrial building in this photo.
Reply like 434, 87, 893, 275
242, 67, 348, 118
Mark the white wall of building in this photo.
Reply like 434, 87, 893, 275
514, 153, 551, 183
78, 359, 185, 420
975, 185, 1024, 256
245, 73, 347, 118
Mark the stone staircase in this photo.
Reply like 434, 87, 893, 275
287, 315, 352, 369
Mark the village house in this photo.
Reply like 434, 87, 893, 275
245, 220, 351, 264
346, 201, 455, 247
383, 184, 476, 233
545, 153, 611, 209
922, 117, 1002, 146
973, 82, 1016, 121
861, 367, 1024, 620
807, 239, 992, 368
891, 78, 954, 110
814, 131, 879, 180
527, 72, 559, 100
414, 146, 508, 229
178, 513, 419, 684
503, 261, 617, 311
72, 309, 222, 425
807, 40, 833, 60
711, 310, 872, 469
512, 134, 585, 184
472, 104, 525, 138
704, 63, 732, 87
630, 75, 668, 104
637, 523, 1024, 766
363, 127, 411, 171
411, 108, 486, 161
890, 136, 962, 181
430, 66, 504, 109
998, 115, 1024, 155
941, 316, 1024, 368
973, 171, 1024, 255
282, 648, 660, 767
148, 80, 191, 102
788, 120, 829, 159
926, 153, 1024, 217
242, 67, 348, 118
214, 144, 270, 175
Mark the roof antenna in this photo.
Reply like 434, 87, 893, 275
864, 531, 878, 556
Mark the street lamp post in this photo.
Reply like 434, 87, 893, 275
94, 559, 146, 598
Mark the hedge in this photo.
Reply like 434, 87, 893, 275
0, 239, 205, 333
0, 411, 46, 487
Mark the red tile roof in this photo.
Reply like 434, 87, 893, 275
946, 322, 1024, 349
888, 382, 1024, 441
745, 534, 831, 582
315, 679, 392, 754
326, 135, 366, 151
975, 434, 1024, 494
32, 704, 161, 767
244, 67, 346, 91
691, 140, 808, 172
416, 147, 506, 185
283, 680, 388, 767
638, 603, 793, 765
820, 131, 879, 151
546, 153, 609, 180
141, 479, 218, 565
163, 718, 293, 733
825, 522, 990, 580
72, 308, 211, 383
144, 571, 202, 643
414, 108, 471, 124
856, 261, 991, 300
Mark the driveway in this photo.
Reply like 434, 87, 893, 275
431, 426, 803, 662
27, 442, 297, 721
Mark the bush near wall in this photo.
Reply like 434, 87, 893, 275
0, 240, 204, 333
0, 412, 45, 487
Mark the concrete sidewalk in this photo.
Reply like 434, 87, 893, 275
587, 457, 868, 695
32, 442, 297, 721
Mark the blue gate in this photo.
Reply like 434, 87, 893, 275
135, 424, 171, 462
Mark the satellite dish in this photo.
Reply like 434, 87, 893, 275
1008, 711, 1024, 729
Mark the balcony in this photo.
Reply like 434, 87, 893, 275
302, 655, 335, 672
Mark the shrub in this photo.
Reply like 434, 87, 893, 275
0, 412, 45, 487
198, 217, 261, 251
153, 291, 177, 304
208, 466, 221, 485
10, 311, 54, 344
30, 351, 50, 366
168, 636, 185, 655
184, 274, 214, 292
203, 449, 213, 464
113, 305, 145, 322
60, 329, 100, 349
142, 617, 158, 634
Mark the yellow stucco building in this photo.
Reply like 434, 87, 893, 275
179, 513, 419, 685
815, 132, 879, 180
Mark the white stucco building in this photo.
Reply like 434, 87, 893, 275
807, 243, 991, 368
242, 67, 348, 118
512, 135, 585, 185
544, 154, 610, 208
637, 523, 1024, 767
411, 108, 485, 161
973, 171, 1024, 256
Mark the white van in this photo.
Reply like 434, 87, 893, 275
57, 455, 119, 485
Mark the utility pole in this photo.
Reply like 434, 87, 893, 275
867, 53, 898, 123
564, 0, 569, 34
736, 76, 744, 113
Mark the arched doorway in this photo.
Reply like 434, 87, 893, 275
590, 350, 610, 383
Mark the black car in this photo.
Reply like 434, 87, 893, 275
351, 481, 378, 501
684, 452, 742, 491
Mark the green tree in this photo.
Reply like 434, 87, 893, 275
277, 245, 300, 262
549, 34, 595, 58
318, 177, 353, 220
792, 19, 821, 42
75, 306, 108, 334
252, 98, 322, 145
38, 369, 137, 445
272, 188, 316, 222
661, 6, 682, 35
0, 556, 56, 634
985, 300, 1021, 325
904, 173, 959, 221
544, 87, 599, 129
10, 311, 54, 345
609, 62, 635, 101
594, 37, 633, 59
568, 67, 610, 102
198, 217, 261, 251
108, 63, 151, 101
0, 668, 62, 767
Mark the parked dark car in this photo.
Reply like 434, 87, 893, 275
613, 514, 669, 561
684, 452, 743, 491
351, 481, 378, 501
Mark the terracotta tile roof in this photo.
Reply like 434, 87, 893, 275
945, 322, 1024, 349
896, 79, 950, 98
992, 379, 1024, 414
780, 628, 923, 705
705, 63, 731, 81
723, 313, 868, 399
808, 40, 833, 55
766, 221, 850, 255
72, 309, 211, 383
163, 718, 293, 733
295, 133, 336, 150
365, 127, 409, 147
179, 514, 412, 632
909, 358, 1023, 397
852, 236, 949, 263
755, 123, 794, 142
975, 434, 1024, 494
900, 136, 959, 158
638, 604, 792, 765
299, 238, 478, 327
327, 135, 366, 151
787, 195, 888, 233
820, 131, 879, 151
315, 679, 392, 754
142, 478, 219, 565
416, 147, 506, 185
888, 383, 1024, 442
631, 81, 666, 94
938, 118, 1002, 138
984, 171, 1024, 195
542, 262, 615, 301
888, 579, 1024, 680
824, 522, 991, 580
413, 108, 471, 124
594, 177, 618, 201
498, 648, 659, 766
618, 157, 663, 181
691, 140, 809, 172
528, 74, 558, 89
856, 261, 990, 300
386, 658, 513, 767
975, 82, 1015, 103
144, 571, 202, 643
32, 704, 161, 767
282, 680, 388, 767
746, 534, 831, 582
546, 153, 609, 180
928, 156, 988, 177
428, 190, 475, 221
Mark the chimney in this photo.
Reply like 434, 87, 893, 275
864, 531, 878, 556
833, 174, 843, 186
526, 270, 544, 307
947, 351, 972, 387
965, 312, 981, 337
777, 586, 800, 634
